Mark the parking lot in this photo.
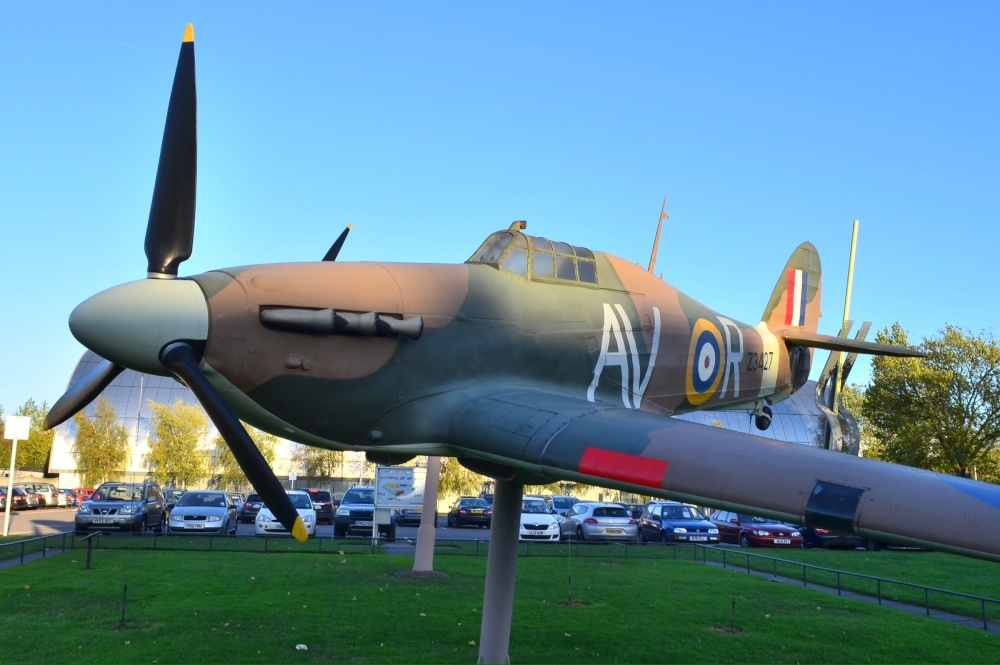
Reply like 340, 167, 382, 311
3, 505, 496, 541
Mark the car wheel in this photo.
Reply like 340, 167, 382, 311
155, 515, 165, 534
447, 515, 454, 527
739, 534, 750, 548
576, 526, 584, 541
136, 517, 148, 535
334, 527, 346, 538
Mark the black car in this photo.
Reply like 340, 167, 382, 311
639, 501, 720, 544
334, 485, 396, 539
307, 488, 335, 524
447, 497, 492, 528
795, 525, 864, 550
241, 493, 264, 523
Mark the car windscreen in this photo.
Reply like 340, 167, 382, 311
462, 499, 490, 508
246, 494, 261, 504
522, 500, 549, 514
663, 505, 707, 520
289, 493, 313, 509
93, 483, 143, 501
342, 489, 374, 504
178, 492, 227, 508
308, 490, 331, 501
551, 497, 578, 509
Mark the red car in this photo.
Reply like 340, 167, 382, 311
709, 510, 803, 548
73, 487, 96, 503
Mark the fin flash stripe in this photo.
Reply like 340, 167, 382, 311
784, 268, 807, 327
579, 447, 669, 489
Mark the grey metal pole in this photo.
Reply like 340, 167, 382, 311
478, 479, 523, 664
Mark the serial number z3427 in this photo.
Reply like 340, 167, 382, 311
746, 351, 774, 371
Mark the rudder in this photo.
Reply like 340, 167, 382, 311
761, 242, 822, 334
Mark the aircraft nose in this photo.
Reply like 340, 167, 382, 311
69, 279, 209, 375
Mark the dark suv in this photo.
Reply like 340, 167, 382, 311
334, 485, 395, 539
241, 493, 264, 523
75, 480, 165, 534
306, 489, 335, 524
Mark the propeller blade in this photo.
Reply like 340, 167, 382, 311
160, 342, 307, 541
45, 358, 125, 430
145, 24, 198, 279
322, 224, 352, 261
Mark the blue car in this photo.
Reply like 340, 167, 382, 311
638, 501, 719, 544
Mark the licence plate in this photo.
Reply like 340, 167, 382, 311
355, 520, 373, 527
94, 518, 115, 524
606, 528, 624, 534
527, 530, 546, 536
774, 538, 791, 544
689, 536, 707, 541
184, 523, 205, 529
471, 510, 484, 514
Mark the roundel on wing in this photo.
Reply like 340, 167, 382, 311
686, 318, 725, 406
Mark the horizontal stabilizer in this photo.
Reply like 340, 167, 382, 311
777, 329, 925, 358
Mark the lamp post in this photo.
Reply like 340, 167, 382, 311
3, 416, 30, 537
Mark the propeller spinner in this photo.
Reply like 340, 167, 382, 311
47, 25, 307, 541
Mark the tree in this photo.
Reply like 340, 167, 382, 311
147, 401, 211, 487
437, 458, 487, 498
292, 446, 343, 482
0, 400, 54, 471
73, 398, 131, 487
214, 425, 278, 491
863, 324, 1000, 479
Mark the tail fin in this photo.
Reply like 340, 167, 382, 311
761, 242, 822, 333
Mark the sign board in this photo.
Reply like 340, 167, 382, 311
4, 416, 29, 441
375, 465, 426, 509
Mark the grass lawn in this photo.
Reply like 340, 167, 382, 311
1, 541, 1000, 663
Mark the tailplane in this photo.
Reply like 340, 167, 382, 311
761, 242, 822, 334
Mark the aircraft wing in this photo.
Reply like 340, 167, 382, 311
446, 389, 1000, 562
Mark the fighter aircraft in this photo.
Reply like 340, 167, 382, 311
48, 25, 1000, 563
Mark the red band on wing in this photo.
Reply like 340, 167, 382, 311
578, 447, 668, 489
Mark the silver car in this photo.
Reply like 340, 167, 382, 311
560, 501, 638, 543
166, 490, 238, 536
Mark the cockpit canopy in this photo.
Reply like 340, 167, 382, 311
467, 223, 598, 286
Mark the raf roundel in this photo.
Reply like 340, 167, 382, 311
686, 318, 725, 406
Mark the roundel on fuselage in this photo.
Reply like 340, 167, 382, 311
686, 318, 725, 406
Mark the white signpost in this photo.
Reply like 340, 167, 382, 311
374, 465, 426, 545
3, 416, 30, 537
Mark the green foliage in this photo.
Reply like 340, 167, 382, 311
214, 425, 277, 491
292, 445, 343, 481
72, 398, 130, 487
147, 400, 210, 487
863, 324, 1000, 478
0, 399, 53, 470
437, 457, 486, 498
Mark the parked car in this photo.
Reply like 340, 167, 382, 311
447, 497, 493, 528
167, 490, 238, 536
255, 490, 316, 538
480, 492, 494, 506
709, 510, 802, 548
623, 503, 645, 521
162, 488, 186, 515
4, 487, 39, 510
793, 525, 864, 550
241, 493, 264, 523
543, 495, 581, 517
519, 496, 562, 542
13, 485, 45, 509
229, 492, 246, 514
75, 480, 166, 534
306, 488, 335, 525
73, 487, 96, 503
21, 482, 59, 508
57, 488, 78, 507
638, 501, 719, 544
397, 508, 425, 527
560, 501, 638, 542
333, 485, 396, 539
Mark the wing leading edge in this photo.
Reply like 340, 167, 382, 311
446, 389, 1000, 562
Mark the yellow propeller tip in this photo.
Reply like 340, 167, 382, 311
292, 517, 309, 542
183, 24, 194, 43
348, 223, 353, 229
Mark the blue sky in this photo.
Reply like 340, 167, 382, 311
1, 3, 998, 413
